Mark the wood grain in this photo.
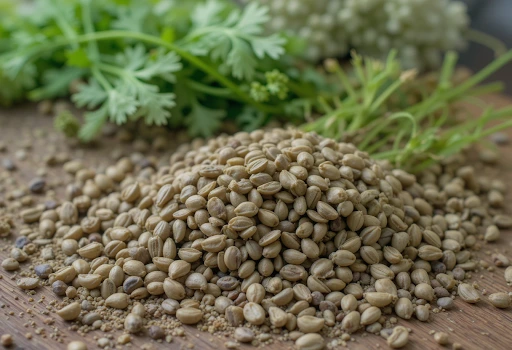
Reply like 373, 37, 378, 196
1, 99, 512, 350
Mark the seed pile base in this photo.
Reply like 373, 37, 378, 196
2, 128, 512, 349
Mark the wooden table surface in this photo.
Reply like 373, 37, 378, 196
1, 97, 512, 350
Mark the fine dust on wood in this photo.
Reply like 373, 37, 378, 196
1, 99, 512, 350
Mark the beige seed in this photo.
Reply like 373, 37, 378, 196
488, 292, 510, 308
105, 293, 129, 309
341, 311, 360, 333
394, 298, 413, 319
77, 274, 102, 289
387, 326, 409, 348
458, 283, 480, 303
123, 260, 146, 277
176, 308, 203, 325
243, 302, 265, 325
364, 292, 395, 307
169, 260, 191, 279
163, 278, 186, 300
360, 306, 381, 325
77, 242, 103, 259
295, 333, 325, 350
433, 332, 449, 345
414, 283, 434, 301
268, 307, 288, 328
484, 225, 500, 242
17, 277, 39, 290
234, 327, 255, 343
57, 302, 81, 321
2, 258, 19, 271
297, 315, 324, 333
124, 313, 143, 333
505, 266, 512, 283
415, 305, 429, 322
225, 306, 245, 327
67, 340, 88, 350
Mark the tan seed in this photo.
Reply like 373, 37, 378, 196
297, 315, 324, 333
176, 308, 203, 325
387, 326, 409, 348
458, 283, 480, 303
295, 333, 325, 350
243, 302, 265, 325
57, 302, 81, 321
488, 292, 510, 308
105, 293, 129, 309
17, 277, 39, 290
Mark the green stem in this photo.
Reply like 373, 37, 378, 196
467, 29, 508, 57
185, 79, 234, 97
80, 0, 100, 61
438, 51, 458, 90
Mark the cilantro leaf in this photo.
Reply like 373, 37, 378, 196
28, 67, 85, 100
106, 84, 139, 124
131, 81, 176, 126
72, 79, 108, 109
185, 0, 286, 80
185, 100, 226, 137
134, 49, 182, 83
65, 48, 91, 68
78, 104, 109, 141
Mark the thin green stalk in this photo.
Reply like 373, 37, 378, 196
467, 29, 508, 57
438, 51, 458, 90
185, 79, 233, 97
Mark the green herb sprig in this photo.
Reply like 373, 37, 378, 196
0, 0, 318, 140
302, 50, 512, 172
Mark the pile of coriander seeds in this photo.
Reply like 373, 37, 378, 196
6, 128, 512, 349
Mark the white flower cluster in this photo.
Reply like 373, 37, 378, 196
244, 0, 469, 69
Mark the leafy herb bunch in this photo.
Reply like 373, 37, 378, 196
0, 0, 320, 140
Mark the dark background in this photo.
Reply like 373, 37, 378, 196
460, 0, 512, 94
